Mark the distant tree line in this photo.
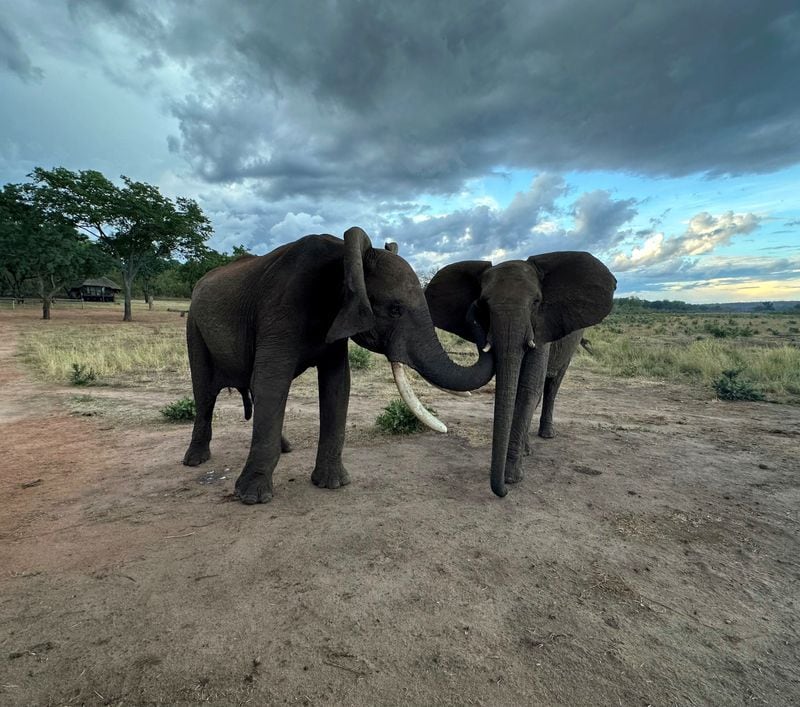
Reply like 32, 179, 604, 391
0, 166, 248, 320
614, 296, 800, 314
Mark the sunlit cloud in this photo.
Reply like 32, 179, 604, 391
612, 212, 761, 271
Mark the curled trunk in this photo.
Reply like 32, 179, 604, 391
401, 318, 494, 393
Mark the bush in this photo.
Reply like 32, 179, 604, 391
161, 396, 196, 421
348, 344, 372, 370
704, 322, 754, 338
69, 362, 97, 386
712, 369, 765, 402
375, 398, 436, 434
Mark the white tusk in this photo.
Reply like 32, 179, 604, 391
528, 339, 536, 349
482, 343, 492, 352
391, 363, 447, 433
432, 384, 471, 398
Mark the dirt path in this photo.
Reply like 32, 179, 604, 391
1, 313, 798, 705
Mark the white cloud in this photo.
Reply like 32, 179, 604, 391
269, 212, 326, 240
612, 211, 761, 271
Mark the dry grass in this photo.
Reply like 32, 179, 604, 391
12, 306, 800, 403
575, 312, 800, 402
18, 322, 188, 384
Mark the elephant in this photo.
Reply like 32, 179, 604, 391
425, 252, 616, 498
183, 227, 494, 504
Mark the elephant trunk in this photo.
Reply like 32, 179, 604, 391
488, 313, 528, 498
401, 317, 495, 393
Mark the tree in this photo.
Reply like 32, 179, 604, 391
0, 183, 107, 319
28, 167, 212, 321
179, 244, 250, 291
0, 184, 33, 299
134, 251, 172, 305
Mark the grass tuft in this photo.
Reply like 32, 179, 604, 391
376, 399, 436, 434
69, 362, 97, 386
348, 344, 372, 370
161, 396, 196, 421
712, 369, 765, 402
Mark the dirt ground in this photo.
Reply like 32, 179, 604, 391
1, 308, 798, 706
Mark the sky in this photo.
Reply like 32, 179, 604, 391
1, 0, 799, 303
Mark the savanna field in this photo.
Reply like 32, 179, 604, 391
1, 299, 799, 705
10, 298, 800, 406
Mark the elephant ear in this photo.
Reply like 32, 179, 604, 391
425, 260, 492, 343
326, 227, 376, 343
528, 251, 617, 343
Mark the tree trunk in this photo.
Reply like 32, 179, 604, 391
37, 277, 52, 320
123, 269, 134, 322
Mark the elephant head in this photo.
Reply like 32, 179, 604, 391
425, 252, 616, 496
326, 227, 495, 430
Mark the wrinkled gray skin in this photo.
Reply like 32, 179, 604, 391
426, 253, 616, 498
183, 227, 494, 504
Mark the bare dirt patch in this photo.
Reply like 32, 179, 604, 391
1, 309, 799, 705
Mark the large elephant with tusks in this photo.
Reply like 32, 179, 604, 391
183, 227, 494, 504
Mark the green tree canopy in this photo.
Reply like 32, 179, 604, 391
0, 183, 108, 319
179, 244, 251, 291
28, 167, 212, 321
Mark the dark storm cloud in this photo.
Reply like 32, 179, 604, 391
568, 191, 638, 251
0, 17, 43, 82
70, 0, 800, 201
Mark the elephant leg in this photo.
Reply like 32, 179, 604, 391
538, 365, 568, 438
311, 340, 351, 490
183, 323, 218, 466
505, 346, 549, 484
234, 360, 293, 505
248, 388, 291, 452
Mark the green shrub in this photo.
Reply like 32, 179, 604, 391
69, 362, 97, 386
712, 369, 765, 402
161, 396, 196, 421
704, 322, 754, 338
348, 344, 372, 370
376, 398, 436, 434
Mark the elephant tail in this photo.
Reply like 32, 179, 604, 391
580, 337, 594, 356
237, 387, 253, 420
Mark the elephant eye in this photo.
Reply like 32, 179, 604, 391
389, 303, 403, 318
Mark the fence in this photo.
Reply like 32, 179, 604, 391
0, 298, 191, 311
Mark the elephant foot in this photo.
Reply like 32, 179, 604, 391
281, 435, 293, 453
505, 459, 525, 484
311, 462, 350, 490
234, 471, 273, 504
183, 443, 210, 466
538, 423, 556, 439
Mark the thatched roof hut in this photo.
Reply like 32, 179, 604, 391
66, 278, 122, 302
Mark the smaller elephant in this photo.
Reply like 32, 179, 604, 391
426, 252, 616, 497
